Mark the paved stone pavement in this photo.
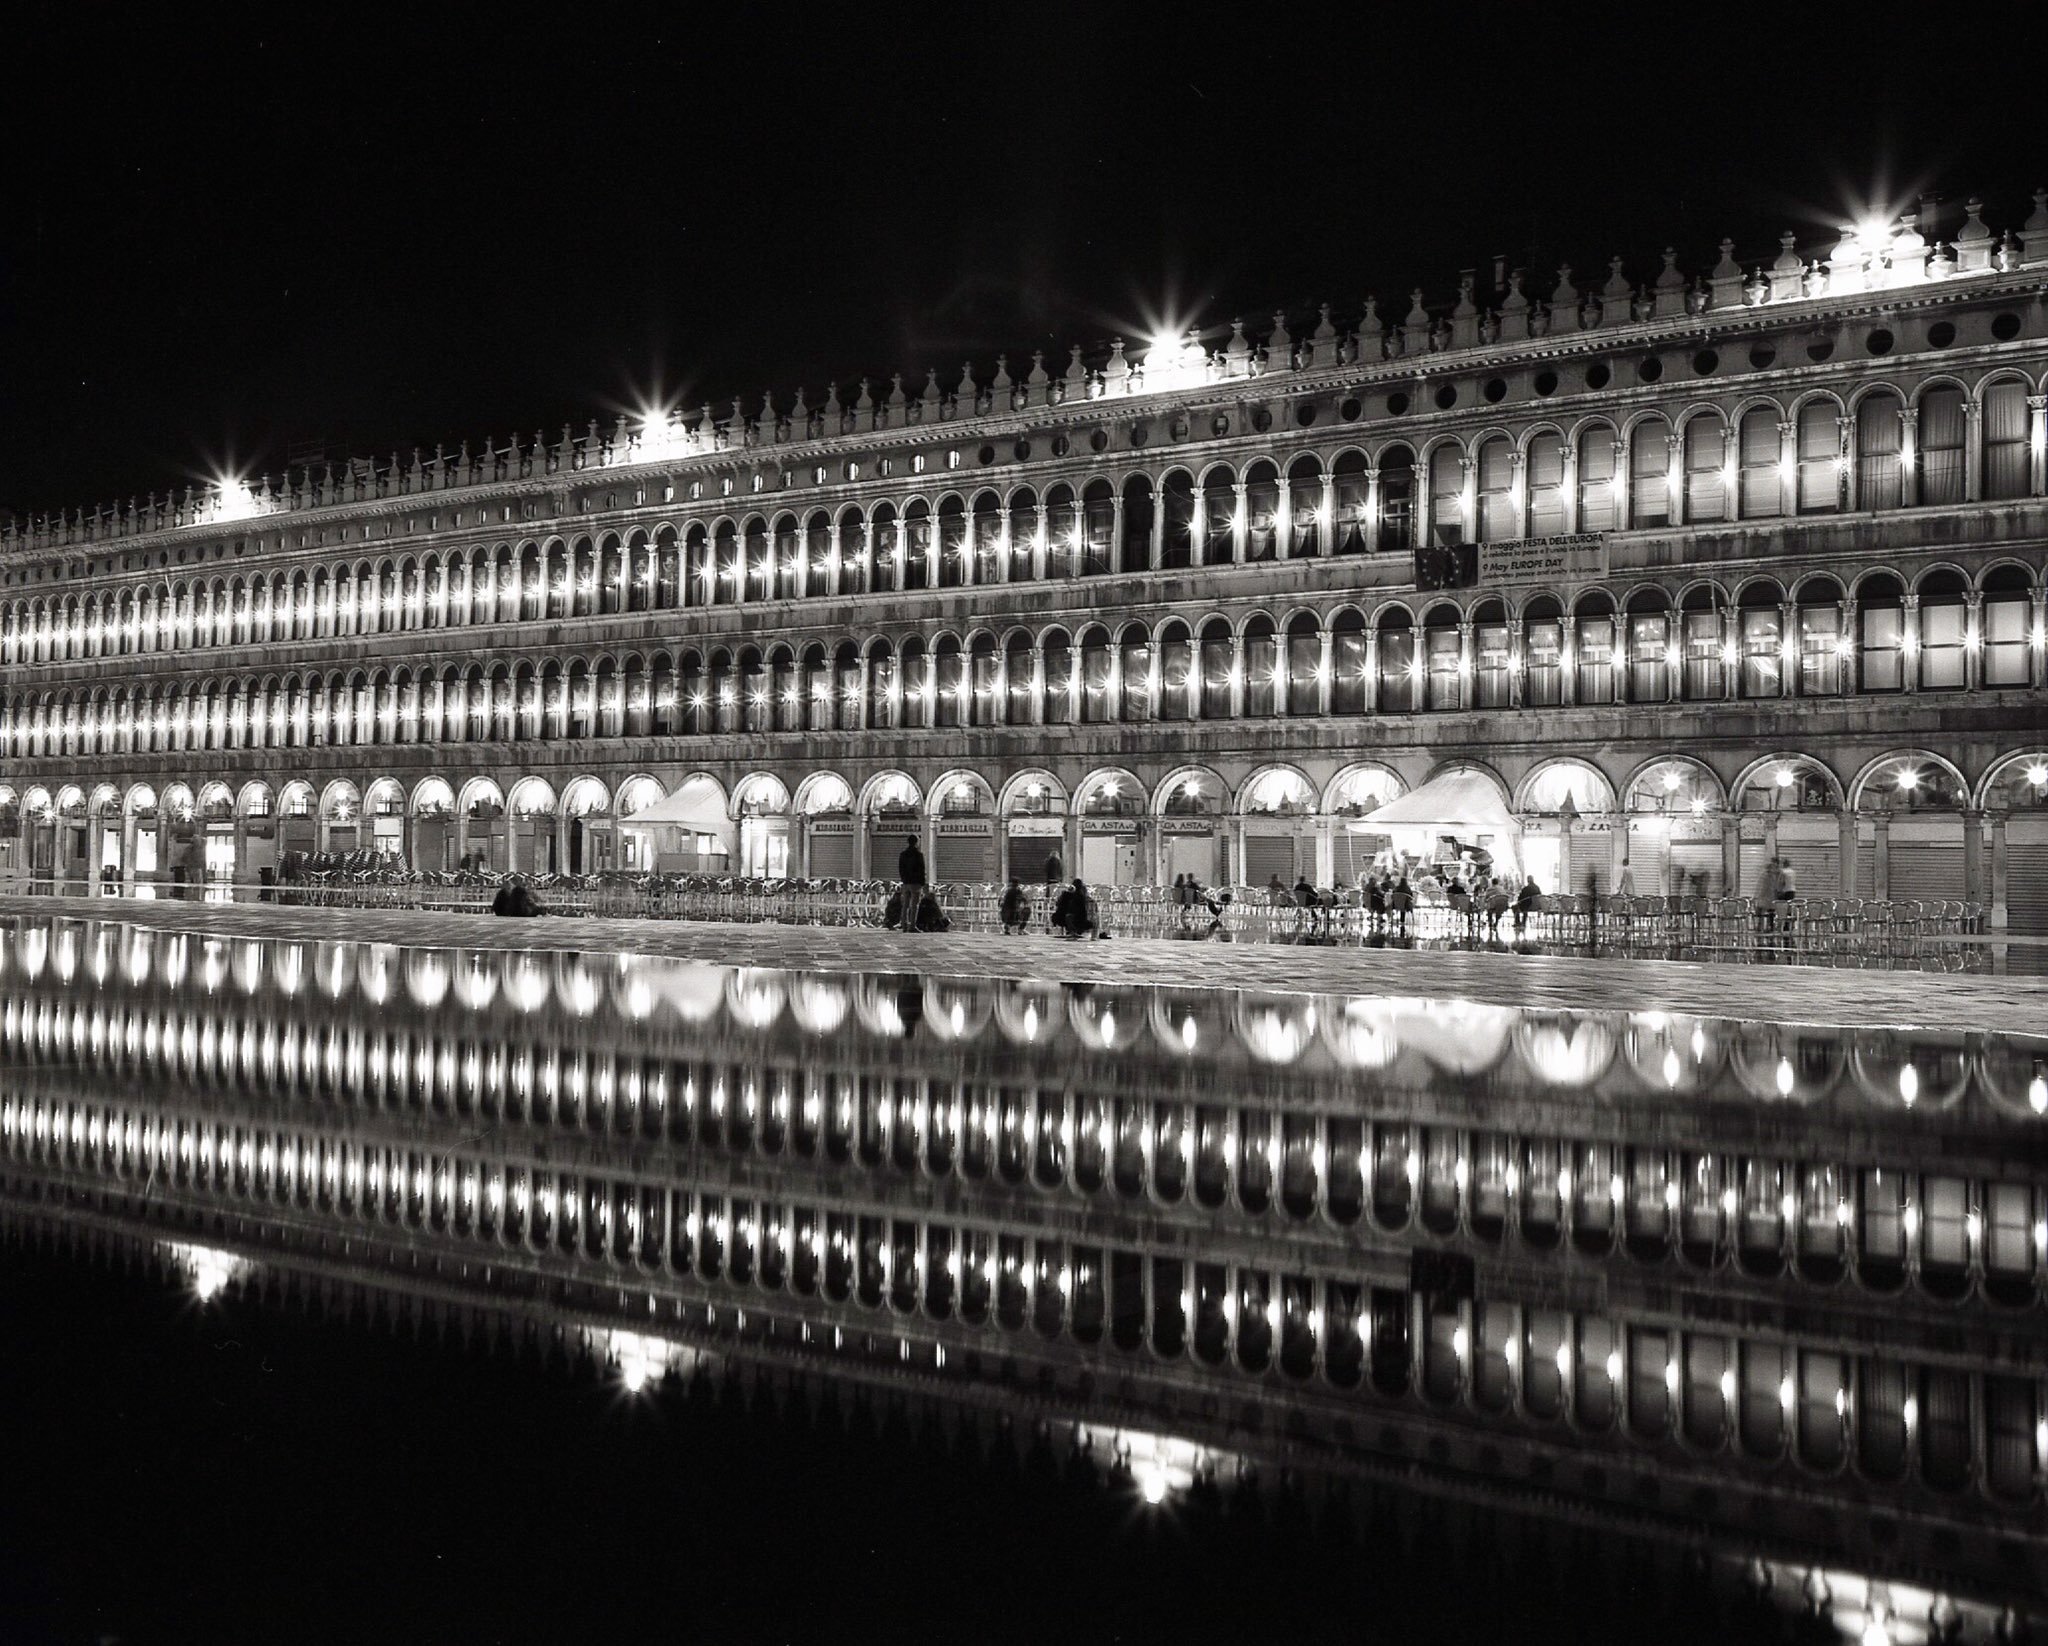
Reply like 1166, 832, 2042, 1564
4, 894, 2044, 1036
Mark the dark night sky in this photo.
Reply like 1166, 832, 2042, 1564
5, 0, 2043, 516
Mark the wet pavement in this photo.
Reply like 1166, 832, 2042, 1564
5, 893, 2043, 1036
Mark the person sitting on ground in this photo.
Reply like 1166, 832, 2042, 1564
913, 886, 951, 933
492, 876, 545, 917
999, 877, 1029, 935
1052, 876, 1096, 939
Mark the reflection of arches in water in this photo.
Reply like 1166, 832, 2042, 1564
1974, 1037, 2048, 1119
452, 950, 499, 1011
1369, 998, 1516, 1078
853, 973, 921, 1038
1513, 1016, 1618, 1087
922, 980, 994, 1042
1620, 1014, 1727, 1094
724, 968, 787, 1030
992, 979, 1066, 1046
1148, 990, 1225, 1057
1732, 1025, 1847, 1102
787, 973, 851, 1036
1065, 984, 1144, 1051
1233, 994, 1319, 1064
1320, 997, 1400, 1070
1849, 1035, 1971, 1112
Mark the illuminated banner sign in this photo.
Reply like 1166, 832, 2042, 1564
1476, 532, 1608, 586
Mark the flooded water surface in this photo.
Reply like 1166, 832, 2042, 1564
3, 914, 2045, 1644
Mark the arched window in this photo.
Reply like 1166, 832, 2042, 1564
1041, 632, 1075, 724
1077, 625, 1113, 723
1574, 593, 1617, 704
1157, 621, 1195, 721
1423, 604, 1461, 710
1736, 582, 1785, 698
1198, 620, 1232, 720
933, 635, 967, 728
1917, 387, 1966, 505
1242, 617, 1279, 715
1737, 407, 1783, 518
898, 635, 929, 728
1243, 463, 1280, 562
902, 500, 932, 590
1475, 437, 1514, 542
1683, 417, 1728, 522
1080, 481, 1115, 576
1983, 565, 2034, 688
935, 499, 967, 589
1118, 625, 1154, 721
1472, 599, 1510, 708
1043, 484, 1078, 577
1284, 613, 1321, 715
1522, 596, 1564, 706
967, 632, 1001, 726
1625, 589, 1673, 702
1796, 402, 1841, 514
832, 642, 862, 731
1003, 632, 1034, 724
1783, 578, 1836, 697
1121, 476, 1156, 572
1330, 609, 1368, 715
1627, 418, 1669, 528
1286, 458, 1322, 557
1378, 447, 1415, 553
1160, 473, 1196, 569
1004, 490, 1037, 581
1525, 433, 1565, 536
1856, 575, 1904, 692
1428, 446, 1465, 543
1855, 392, 1905, 509
1982, 380, 2031, 500
801, 513, 831, 600
774, 516, 802, 599
1376, 610, 1417, 713
1917, 569, 1969, 691
1579, 423, 1619, 529
1333, 453, 1370, 555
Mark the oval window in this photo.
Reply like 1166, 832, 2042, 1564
1432, 384, 1457, 410
1584, 362, 1611, 390
1339, 396, 1362, 421
1863, 328, 1893, 356
1691, 349, 1718, 376
1385, 392, 1410, 416
1482, 378, 1507, 403
1926, 321, 1955, 349
1532, 371, 1558, 398
1991, 313, 2022, 341
1748, 344, 1777, 369
1636, 356, 1663, 383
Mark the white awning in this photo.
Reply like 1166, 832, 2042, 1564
616, 776, 729, 836
1350, 771, 1519, 835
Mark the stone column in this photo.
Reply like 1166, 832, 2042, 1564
1149, 495, 1166, 569
1777, 418, 1798, 516
1029, 644, 1045, 726
1781, 599, 1799, 698
1988, 810, 2009, 930
1457, 622, 1475, 711
2028, 395, 2048, 497
1965, 592, 1985, 692
1872, 812, 1891, 899
1317, 632, 1334, 716
1362, 468, 1381, 554
1560, 443, 1580, 532
1362, 630, 1379, 715
1963, 399, 1983, 502
1508, 448, 1528, 539
1228, 635, 1246, 718
1272, 483, 1292, 564
1719, 815, 1740, 895
1837, 808, 1858, 898
1318, 472, 1337, 558
1902, 593, 1921, 692
1230, 482, 1248, 565
1962, 809, 1985, 909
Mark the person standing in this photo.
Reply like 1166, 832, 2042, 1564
999, 876, 1029, 935
1758, 854, 1783, 931
1043, 850, 1062, 886
897, 835, 927, 932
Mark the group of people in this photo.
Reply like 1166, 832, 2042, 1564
886, 837, 951, 932
1757, 854, 1800, 928
1349, 864, 1542, 938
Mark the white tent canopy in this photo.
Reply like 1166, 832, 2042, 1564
1352, 770, 1519, 835
616, 776, 729, 838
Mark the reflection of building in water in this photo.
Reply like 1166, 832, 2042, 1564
2, 916, 2044, 1635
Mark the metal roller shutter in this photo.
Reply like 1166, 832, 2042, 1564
2006, 842, 2048, 935
1887, 843, 1964, 901
1737, 841, 1772, 903
932, 832, 995, 885
808, 834, 856, 879
1776, 844, 1838, 900
1243, 833, 1296, 888
1668, 841, 1721, 897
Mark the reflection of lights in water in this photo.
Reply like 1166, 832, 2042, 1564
1898, 1065, 1918, 1106
1100, 1010, 1116, 1047
2030, 1074, 2048, 1114
165, 1241, 243, 1301
1775, 1057, 1795, 1096
1662, 1048, 1681, 1087
1180, 1016, 1198, 1052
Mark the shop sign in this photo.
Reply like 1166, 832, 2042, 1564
935, 819, 991, 836
1478, 532, 1608, 586
1739, 815, 1769, 843
808, 819, 856, 836
1080, 818, 1140, 835
1006, 816, 1065, 837
1157, 818, 1214, 835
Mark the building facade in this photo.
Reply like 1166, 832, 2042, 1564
3, 195, 2048, 923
